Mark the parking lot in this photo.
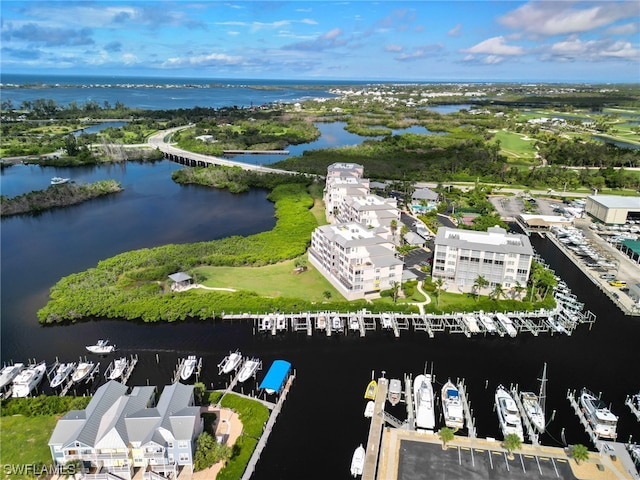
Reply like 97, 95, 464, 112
490, 194, 560, 219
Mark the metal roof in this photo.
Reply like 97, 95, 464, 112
259, 360, 291, 394
587, 195, 640, 210
168, 272, 192, 283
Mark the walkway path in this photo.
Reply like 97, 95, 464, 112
411, 281, 432, 315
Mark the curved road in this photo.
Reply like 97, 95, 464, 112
147, 126, 298, 175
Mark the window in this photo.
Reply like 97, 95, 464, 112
168, 455, 174, 463
167, 442, 174, 448
179, 453, 190, 462
178, 441, 188, 449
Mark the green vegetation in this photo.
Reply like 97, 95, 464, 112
0, 415, 58, 479
0, 180, 123, 216
438, 427, 455, 449
570, 444, 590, 464
1, 394, 92, 416
194, 431, 232, 471
503, 433, 522, 456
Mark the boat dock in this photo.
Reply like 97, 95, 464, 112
625, 394, 640, 421
566, 388, 609, 451
240, 370, 295, 480
104, 355, 138, 385
458, 379, 477, 438
510, 384, 540, 445
362, 377, 388, 480
172, 356, 202, 383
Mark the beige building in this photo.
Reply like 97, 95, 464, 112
585, 195, 640, 225
308, 222, 403, 300
432, 226, 533, 292
337, 194, 399, 241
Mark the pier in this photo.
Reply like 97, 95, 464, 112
458, 379, 477, 438
172, 356, 203, 384
511, 384, 540, 445
104, 355, 138, 385
566, 388, 608, 451
362, 377, 388, 480
625, 394, 640, 422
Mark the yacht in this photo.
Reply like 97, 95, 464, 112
219, 350, 242, 374
316, 314, 327, 330
478, 314, 497, 333
350, 444, 365, 477
71, 361, 97, 384
51, 177, 70, 185
50, 363, 76, 389
495, 385, 524, 441
413, 374, 435, 430
180, 356, 198, 381
520, 363, 547, 434
260, 315, 273, 332
580, 389, 618, 439
388, 379, 402, 406
495, 313, 517, 337
0, 363, 24, 389
441, 379, 464, 429
12, 362, 46, 397
461, 314, 480, 333
86, 339, 116, 354
107, 357, 128, 380
331, 315, 344, 333
349, 314, 360, 331
276, 314, 287, 331
237, 357, 260, 383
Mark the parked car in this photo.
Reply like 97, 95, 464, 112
609, 280, 627, 287
600, 273, 616, 280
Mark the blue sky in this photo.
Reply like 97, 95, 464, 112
1, 1, 639, 82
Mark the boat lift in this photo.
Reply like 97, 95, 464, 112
60, 359, 100, 397
172, 356, 203, 384
625, 394, 640, 422
566, 388, 613, 452
510, 384, 540, 445
457, 378, 477, 438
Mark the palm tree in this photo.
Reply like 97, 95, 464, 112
438, 427, 455, 450
434, 278, 444, 308
473, 275, 489, 300
503, 433, 522, 458
322, 290, 332, 300
570, 444, 590, 464
491, 283, 505, 301
391, 281, 400, 303
512, 281, 526, 300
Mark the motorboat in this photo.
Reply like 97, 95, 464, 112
495, 385, 524, 441
349, 314, 360, 331
547, 316, 567, 334
350, 444, 365, 477
413, 374, 435, 430
461, 314, 480, 333
478, 313, 497, 333
388, 379, 402, 406
86, 339, 116, 354
331, 315, 344, 333
180, 355, 198, 381
219, 350, 242, 374
108, 357, 128, 380
521, 363, 547, 434
51, 177, 70, 185
381, 314, 393, 329
12, 362, 46, 397
364, 380, 377, 400
238, 357, 260, 383
276, 314, 287, 331
580, 389, 618, 439
72, 361, 97, 384
0, 363, 24, 389
364, 401, 375, 418
50, 363, 76, 389
316, 314, 327, 330
260, 315, 273, 331
495, 313, 517, 337
441, 379, 464, 429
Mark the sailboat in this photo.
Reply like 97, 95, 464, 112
520, 363, 547, 434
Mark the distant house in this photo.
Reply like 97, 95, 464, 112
404, 231, 427, 247
195, 134, 215, 143
48, 381, 202, 480
412, 187, 439, 204
169, 272, 192, 290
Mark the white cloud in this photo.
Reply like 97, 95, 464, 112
301, 18, 318, 25
384, 44, 403, 52
462, 36, 524, 56
606, 22, 640, 36
545, 35, 639, 61
121, 53, 139, 64
447, 23, 462, 37
162, 52, 244, 68
499, 1, 639, 36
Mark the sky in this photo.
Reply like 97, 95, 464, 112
1, 1, 639, 83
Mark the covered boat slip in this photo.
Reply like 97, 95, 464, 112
259, 360, 292, 395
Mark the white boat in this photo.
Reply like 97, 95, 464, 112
0, 363, 24, 389
331, 315, 344, 333
495, 313, 517, 337
180, 355, 198, 381
381, 314, 393, 329
260, 315, 273, 331
521, 363, 547, 434
364, 401, 375, 418
71, 361, 96, 384
580, 389, 618, 439
547, 316, 567, 334
51, 177, 70, 185
495, 385, 524, 441
316, 314, 327, 330
478, 314, 497, 333
86, 339, 116, 354
441, 379, 464, 429
237, 357, 260, 383
350, 444, 365, 477
388, 379, 402, 406
413, 374, 435, 430
12, 362, 46, 398
462, 314, 480, 333
349, 314, 360, 331
219, 350, 242, 374
108, 357, 128, 380
276, 314, 287, 331
50, 363, 76, 389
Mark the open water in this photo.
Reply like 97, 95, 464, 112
1, 76, 639, 479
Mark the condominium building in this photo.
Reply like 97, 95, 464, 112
48, 381, 202, 480
308, 222, 403, 300
337, 194, 400, 240
432, 226, 533, 292
326, 162, 364, 181
324, 176, 370, 221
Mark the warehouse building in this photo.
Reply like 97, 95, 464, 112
584, 195, 640, 225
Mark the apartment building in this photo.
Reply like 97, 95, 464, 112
326, 162, 364, 181
308, 222, 403, 300
323, 176, 370, 221
48, 381, 202, 480
336, 194, 400, 241
432, 226, 533, 292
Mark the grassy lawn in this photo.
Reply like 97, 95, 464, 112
194, 257, 340, 302
0, 415, 58, 479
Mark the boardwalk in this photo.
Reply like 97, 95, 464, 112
362, 377, 388, 480
147, 127, 298, 175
